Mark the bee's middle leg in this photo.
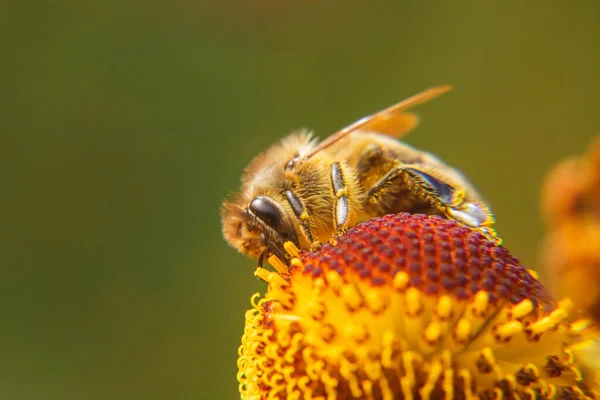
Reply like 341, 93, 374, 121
367, 164, 495, 231
367, 164, 463, 216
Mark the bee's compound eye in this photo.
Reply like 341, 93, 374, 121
284, 159, 295, 171
248, 197, 283, 232
284, 156, 300, 171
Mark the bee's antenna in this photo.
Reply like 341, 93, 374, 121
256, 251, 265, 268
303, 84, 453, 160
260, 233, 289, 267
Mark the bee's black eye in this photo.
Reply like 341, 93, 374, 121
248, 197, 283, 232
284, 155, 300, 171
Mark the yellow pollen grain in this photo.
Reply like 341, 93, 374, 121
310, 358, 325, 377
350, 379, 362, 398
313, 277, 326, 290
420, 360, 442, 400
340, 284, 362, 310
306, 299, 325, 320
335, 188, 347, 198
268, 254, 289, 274
290, 257, 303, 268
362, 379, 374, 398
459, 369, 473, 400
550, 308, 568, 323
496, 320, 523, 338
325, 270, 343, 290
270, 288, 293, 309
473, 291, 489, 317
443, 368, 454, 400
323, 371, 338, 400
297, 376, 310, 392
365, 288, 385, 313
339, 356, 356, 383
380, 379, 393, 400
424, 321, 442, 344
435, 295, 453, 320
569, 318, 593, 333
480, 347, 496, 366
284, 241, 300, 257
527, 316, 556, 336
511, 299, 534, 320
345, 323, 368, 343
401, 377, 415, 400
526, 268, 539, 279
284, 334, 303, 363
365, 359, 382, 381
455, 318, 472, 343
381, 330, 395, 367
254, 267, 287, 286
318, 324, 335, 343
402, 352, 417, 384
405, 288, 422, 317
393, 271, 409, 290
451, 189, 466, 207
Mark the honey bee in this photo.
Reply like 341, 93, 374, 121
221, 85, 495, 264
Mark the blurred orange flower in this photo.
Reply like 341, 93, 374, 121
542, 137, 600, 325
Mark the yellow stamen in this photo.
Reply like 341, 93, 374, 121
284, 241, 300, 257
495, 320, 523, 339
268, 254, 288, 273
510, 299, 534, 320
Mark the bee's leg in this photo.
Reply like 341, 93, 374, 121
284, 189, 320, 249
330, 162, 350, 235
401, 166, 494, 228
367, 165, 493, 229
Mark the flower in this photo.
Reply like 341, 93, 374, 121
238, 213, 599, 400
542, 137, 600, 325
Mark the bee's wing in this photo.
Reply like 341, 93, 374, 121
304, 84, 452, 159
353, 111, 420, 138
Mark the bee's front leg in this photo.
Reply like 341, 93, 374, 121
284, 189, 321, 250
329, 162, 350, 238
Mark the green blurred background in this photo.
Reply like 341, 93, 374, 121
2, 1, 599, 399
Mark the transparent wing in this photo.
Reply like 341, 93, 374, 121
304, 84, 452, 160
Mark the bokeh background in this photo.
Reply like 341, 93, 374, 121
2, 1, 599, 399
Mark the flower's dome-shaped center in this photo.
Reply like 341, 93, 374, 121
296, 213, 552, 311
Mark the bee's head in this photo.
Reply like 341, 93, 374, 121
221, 195, 299, 261
221, 130, 316, 260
